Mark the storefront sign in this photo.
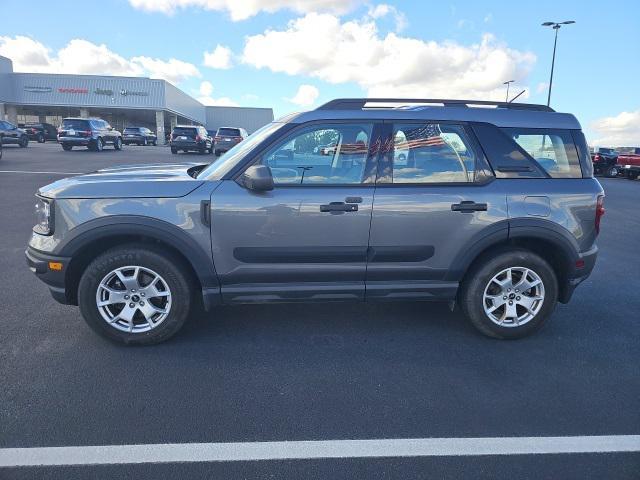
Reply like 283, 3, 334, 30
120, 89, 149, 97
23, 86, 52, 93
58, 88, 89, 94
95, 88, 114, 96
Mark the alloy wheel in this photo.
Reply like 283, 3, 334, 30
482, 266, 545, 327
96, 266, 172, 333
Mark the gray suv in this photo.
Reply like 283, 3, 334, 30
26, 99, 604, 345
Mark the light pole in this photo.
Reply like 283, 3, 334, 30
542, 20, 575, 106
503, 80, 514, 102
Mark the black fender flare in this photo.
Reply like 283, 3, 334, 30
446, 218, 581, 282
55, 215, 219, 290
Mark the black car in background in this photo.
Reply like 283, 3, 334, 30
591, 147, 619, 177
213, 126, 248, 156
18, 123, 58, 143
122, 127, 158, 146
0, 120, 29, 147
57, 117, 123, 152
170, 125, 213, 154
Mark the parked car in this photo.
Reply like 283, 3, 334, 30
591, 147, 619, 177
170, 125, 213, 154
122, 127, 157, 146
0, 137, 3, 160
57, 118, 123, 152
18, 122, 58, 143
26, 98, 603, 345
617, 148, 640, 180
213, 127, 248, 156
0, 120, 29, 147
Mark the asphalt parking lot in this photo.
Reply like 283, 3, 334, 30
1, 142, 639, 478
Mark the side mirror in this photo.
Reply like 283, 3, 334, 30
241, 165, 274, 192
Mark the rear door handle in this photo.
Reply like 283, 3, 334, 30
451, 201, 488, 213
320, 202, 359, 213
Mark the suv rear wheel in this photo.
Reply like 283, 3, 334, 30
459, 248, 558, 339
91, 137, 103, 152
78, 246, 193, 345
19, 136, 29, 148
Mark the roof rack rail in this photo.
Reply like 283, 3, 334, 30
316, 98, 555, 112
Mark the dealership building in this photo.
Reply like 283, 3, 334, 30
0, 56, 273, 143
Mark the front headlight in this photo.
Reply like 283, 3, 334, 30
33, 196, 54, 235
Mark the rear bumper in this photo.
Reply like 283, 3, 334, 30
171, 141, 204, 150
25, 247, 72, 305
58, 136, 91, 146
559, 244, 598, 303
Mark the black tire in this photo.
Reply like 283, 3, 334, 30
19, 136, 29, 148
37, 133, 45, 143
114, 137, 122, 150
62, 144, 73, 151
91, 138, 103, 152
215, 150, 221, 156
605, 165, 619, 178
459, 248, 558, 339
153, 139, 157, 146
78, 246, 193, 345
171, 147, 178, 154
208, 145, 213, 154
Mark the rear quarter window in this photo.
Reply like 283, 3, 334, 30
501, 128, 582, 178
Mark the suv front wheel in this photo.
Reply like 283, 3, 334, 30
78, 246, 192, 345
459, 248, 558, 339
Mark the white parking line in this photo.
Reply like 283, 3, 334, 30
0, 170, 84, 175
1, 435, 638, 467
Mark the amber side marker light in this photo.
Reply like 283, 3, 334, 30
48, 262, 63, 271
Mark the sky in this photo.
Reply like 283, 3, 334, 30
1, 0, 639, 146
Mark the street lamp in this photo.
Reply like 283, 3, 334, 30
542, 20, 575, 107
503, 80, 514, 102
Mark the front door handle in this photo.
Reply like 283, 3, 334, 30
451, 201, 488, 213
320, 201, 358, 213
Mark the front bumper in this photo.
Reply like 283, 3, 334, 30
25, 246, 72, 305
559, 244, 598, 303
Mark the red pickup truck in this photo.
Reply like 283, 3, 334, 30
617, 148, 640, 180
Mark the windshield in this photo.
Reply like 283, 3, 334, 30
198, 122, 285, 180
62, 119, 89, 129
217, 128, 241, 136
124, 128, 140, 133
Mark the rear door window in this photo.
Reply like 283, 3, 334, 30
389, 123, 476, 183
501, 128, 582, 178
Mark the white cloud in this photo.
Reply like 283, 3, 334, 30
484, 13, 493, 23
287, 84, 319, 106
536, 82, 549, 94
367, 4, 407, 32
590, 109, 640, 146
128, 0, 362, 21
242, 13, 536, 100
0, 35, 200, 84
131, 56, 201, 83
203, 44, 233, 69
197, 81, 239, 106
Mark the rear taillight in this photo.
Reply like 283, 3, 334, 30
595, 195, 605, 235
84, 130, 92, 137
214, 136, 221, 142
594, 154, 601, 161
195, 135, 202, 142
233, 136, 243, 142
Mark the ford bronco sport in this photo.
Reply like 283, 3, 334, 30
26, 98, 604, 345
